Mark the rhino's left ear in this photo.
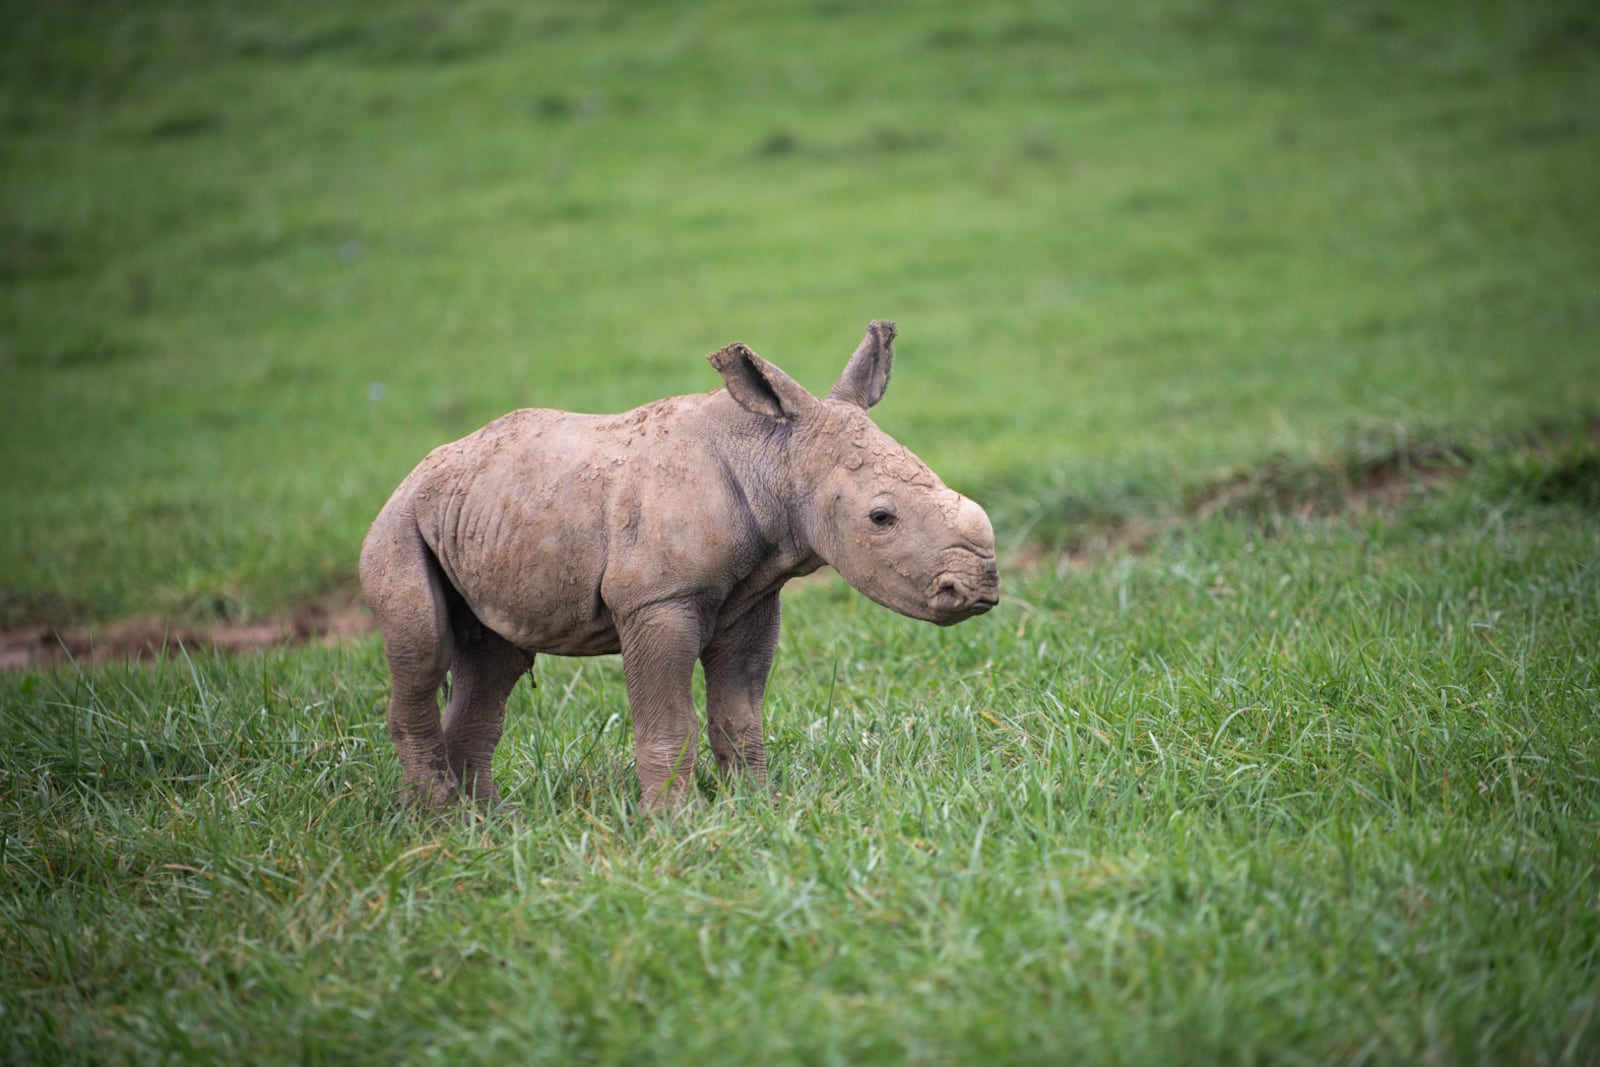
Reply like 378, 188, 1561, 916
826, 320, 895, 410
708, 343, 818, 422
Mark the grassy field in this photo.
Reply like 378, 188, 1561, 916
5, 476, 1598, 1063
3, 0, 1599, 1062
3, 0, 1596, 622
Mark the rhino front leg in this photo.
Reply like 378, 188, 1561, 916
702, 594, 780, 788
617, 600, 708, 812
442, 629, 533, 809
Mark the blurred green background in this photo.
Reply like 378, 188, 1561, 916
2, 0, 1596, 624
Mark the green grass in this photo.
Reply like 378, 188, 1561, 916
3, 0, 1600, 1062
2, 0, 1597, 622
4, 474, 1598, 1063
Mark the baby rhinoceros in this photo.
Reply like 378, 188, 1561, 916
360, 321, 999, 813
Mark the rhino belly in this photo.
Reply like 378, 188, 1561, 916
442, 513, 618, 656
414, 460, 620, 656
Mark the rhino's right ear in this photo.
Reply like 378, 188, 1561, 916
708, 343, 818, 422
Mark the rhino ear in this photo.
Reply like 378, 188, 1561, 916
826, 320, 895, 410
708, 342, 818, 422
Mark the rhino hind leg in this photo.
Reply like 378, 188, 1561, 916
442, 628, 533, 809
361, 516, 462, 810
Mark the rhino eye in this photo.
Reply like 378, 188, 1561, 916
869, 506, 896, 528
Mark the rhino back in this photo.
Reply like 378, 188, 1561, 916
404, 395, 770, 655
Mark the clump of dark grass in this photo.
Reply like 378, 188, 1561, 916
1010, 419, 1600, 570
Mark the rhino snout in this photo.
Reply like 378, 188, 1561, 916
926, 552, 1000, 624
919, 496, 999, 623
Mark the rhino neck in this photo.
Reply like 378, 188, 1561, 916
707, 400, 827, 600
778, 406, 867, 575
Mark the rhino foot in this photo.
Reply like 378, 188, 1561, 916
397, 768, 463, 811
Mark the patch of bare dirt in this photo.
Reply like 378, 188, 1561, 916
0, 602, 371, 671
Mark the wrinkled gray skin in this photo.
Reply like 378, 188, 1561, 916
360, 322, 999, 813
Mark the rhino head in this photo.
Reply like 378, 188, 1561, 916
709, 321, 999, 625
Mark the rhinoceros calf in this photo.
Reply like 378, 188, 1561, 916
360, 321, 999, 812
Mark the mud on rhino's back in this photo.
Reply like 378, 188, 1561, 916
407, 397, 725, 658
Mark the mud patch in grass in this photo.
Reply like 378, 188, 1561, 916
0, 601, 371, 671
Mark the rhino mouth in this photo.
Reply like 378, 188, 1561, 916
926, 557, 1000, 624
928, 592, 998, 624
